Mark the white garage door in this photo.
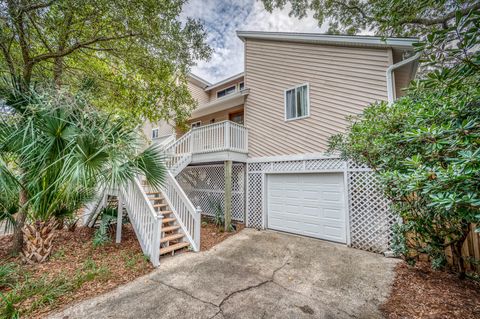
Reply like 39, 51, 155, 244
267, 173, 347, 243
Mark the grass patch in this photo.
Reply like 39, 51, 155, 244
0, 259, 113, 318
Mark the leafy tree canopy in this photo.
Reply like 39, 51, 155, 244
261, 0, 479, 37
0, 0, 212, 124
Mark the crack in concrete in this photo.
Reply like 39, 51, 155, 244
215, 258, 291, 316
153, 279, 219, 309
150, 255, 293, 319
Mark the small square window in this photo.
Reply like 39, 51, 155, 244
285, 84, 309, 120
239, 82, 245, 91
191, 121, 201, 128
152, 128, 159, 139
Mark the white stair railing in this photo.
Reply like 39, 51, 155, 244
95, 121, 247, 266
119, 179, 162, 267
83, 188, 107, 227
161, 171, 201, 252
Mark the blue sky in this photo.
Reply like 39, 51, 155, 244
181, 0, 327, 83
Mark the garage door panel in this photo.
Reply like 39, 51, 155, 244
323, 208, 345, 221
322, 190, 343, 202
267, 173, 346, 244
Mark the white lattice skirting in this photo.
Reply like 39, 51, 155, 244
246, 157, 394, 253
176, 164, 246, 222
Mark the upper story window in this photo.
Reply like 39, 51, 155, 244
239, 82, 245, 91
216, 85, 236, 98
152, 128, 159, 139
285, 84, 309, 121
191, 121, 201, 128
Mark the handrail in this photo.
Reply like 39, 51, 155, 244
84, 188, 107, 227
161, 171, 201, 251
119, 178, 162, 267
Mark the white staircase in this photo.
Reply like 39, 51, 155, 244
89, 121, 247, 267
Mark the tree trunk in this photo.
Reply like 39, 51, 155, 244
53, 56, 63, 88
11, 188, 28, 254
22, 63, 33, 92
21, 219, 58, 263
451, 225, 470, 279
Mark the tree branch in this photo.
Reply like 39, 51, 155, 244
399, 2, 480, 26
19, 1, 55, 13
30, 32, 140, 64
26, 12, 52, 53
0, 42, 16, 77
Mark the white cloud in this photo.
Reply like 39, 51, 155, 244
181, 0, 327, 83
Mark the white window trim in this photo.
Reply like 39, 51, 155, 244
216, 85, 237, 99
152, 128, 159, 139
284, 83, 310, 122
191, 121, 201, 128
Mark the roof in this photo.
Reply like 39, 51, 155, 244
188, 73, 211, 88
204, 72, 244, 91
236, 31, 418, 50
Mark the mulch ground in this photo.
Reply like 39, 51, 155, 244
1, 225, 154, 318
201, 218, 245, 251
381, 262, 480, 319
0, 220, 244, 318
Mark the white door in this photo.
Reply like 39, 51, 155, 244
267, 173, 347, 243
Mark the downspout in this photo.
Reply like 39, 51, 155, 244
386, 52, 421, 104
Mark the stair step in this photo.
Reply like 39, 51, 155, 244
146, 192, 161, 195
158, 210, 173, 215
160, 233, 184, 243
153, 203, 168, 208
149, 197, 163, 201
160, 242, 190, 255
162, 217, 176, 224
162, 225, 180, 233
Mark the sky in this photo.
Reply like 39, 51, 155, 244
181, 0, 327, 84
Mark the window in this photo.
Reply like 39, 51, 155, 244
239, 82, 245, 91
191, 121, 201, 128
216, 85, 236, 98
229, 111, 244, 125
285, 84, 309, 120
152, 128, 159, 139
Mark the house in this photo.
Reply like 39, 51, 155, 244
88, 31, 419, 266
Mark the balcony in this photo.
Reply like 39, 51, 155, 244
164, 121, 248, 170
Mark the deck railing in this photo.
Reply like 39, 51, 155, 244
164, 121, 247, 156
190, 120, 248, 154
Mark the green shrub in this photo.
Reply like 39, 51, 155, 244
330, 71, 480, 276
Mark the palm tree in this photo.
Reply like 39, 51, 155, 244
0, 89, 165, 263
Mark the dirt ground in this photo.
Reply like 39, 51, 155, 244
0, 220, 242, 318
1, 225, 153, 318
381, 262, 480, 319
200, 218, 245, 251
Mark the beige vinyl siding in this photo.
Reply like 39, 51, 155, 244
188, 81, 210, 106
207, 78, 244, 101
245, 39, 390, 157
142, 119, 174, 141
393, 50, 414, 98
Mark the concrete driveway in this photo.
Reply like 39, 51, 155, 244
50, 229, 399, 319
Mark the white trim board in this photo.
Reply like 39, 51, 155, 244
247, 153, 341, 163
